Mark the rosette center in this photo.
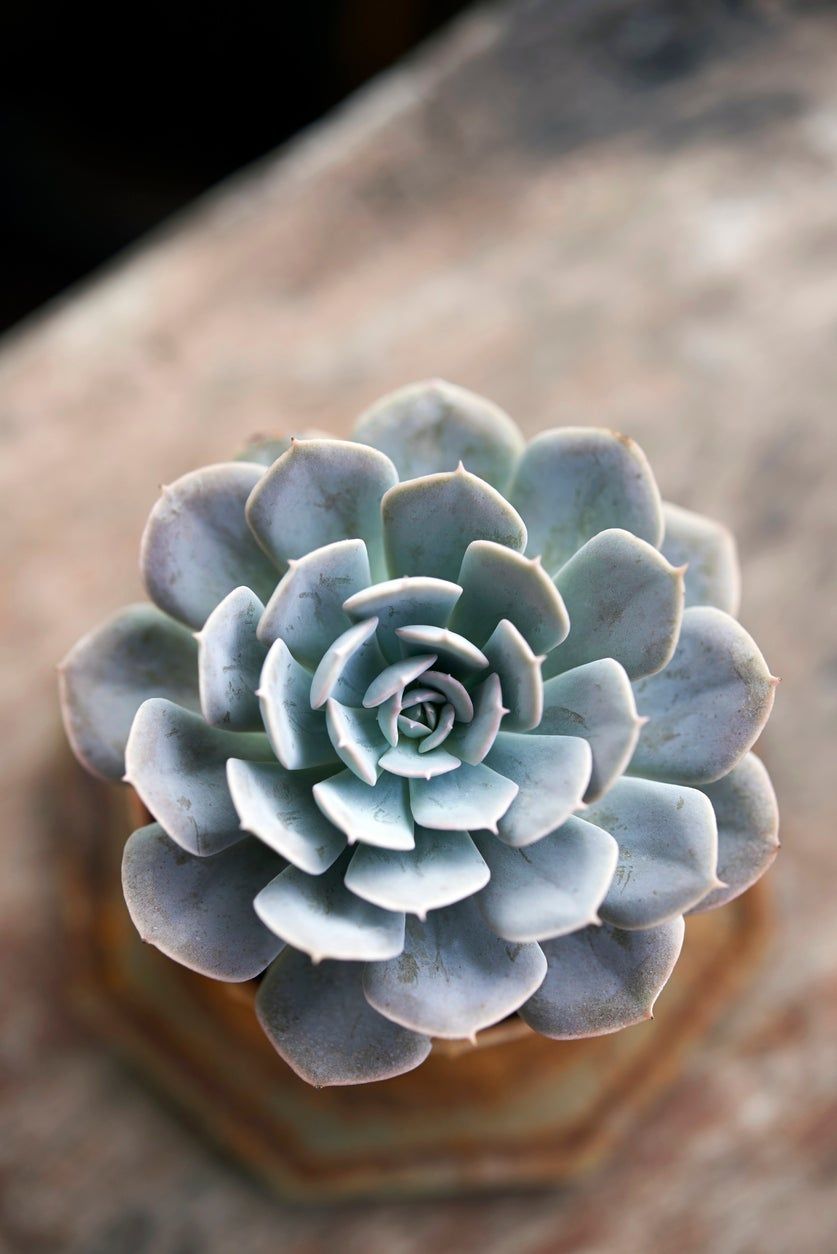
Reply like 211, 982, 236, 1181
308, 609, 506, 783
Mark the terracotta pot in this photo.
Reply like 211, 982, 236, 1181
58, 755, 769, 1201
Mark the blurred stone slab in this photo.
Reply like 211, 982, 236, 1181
2, 0, 837, 1250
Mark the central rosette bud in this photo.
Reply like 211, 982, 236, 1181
311, 610, 507, 789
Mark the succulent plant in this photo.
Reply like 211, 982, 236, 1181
59, 380, 779, 1087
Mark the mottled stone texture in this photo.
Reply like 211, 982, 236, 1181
2, 0, 836, 1249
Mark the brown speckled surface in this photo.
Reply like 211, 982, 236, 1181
2, 1, 836, 1250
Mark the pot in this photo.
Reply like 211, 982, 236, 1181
58, 753, 769, 1201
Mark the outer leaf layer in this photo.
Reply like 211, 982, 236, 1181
363, 898, 547, 1040
124, 698, 273, 856
122, 823, 283, 980
510, 428, 663, 574
255, 858, 405, 962
141, 462, 278, 628
59, 604, 199, 781
197, 586, 266, 730
345, 828, 489, 918
353, 378, 524, 489
227, 758, 346, 874
450, 541, 569, 652
520, 917, 685, 1039
662, 502, 740, 615
540, 660, 641, 802
246, 439, 397, 579
313, 769, 415, 850
258, 539, 371, 666
476, 817, 618, 942
631, 606, 776, 785
258, 639, 336, 770
692, 753, 779, 912
409, 762, 519, 833
549, 529, 684, 681
482, 619, 543, 732
257, 951, 430, 1087
586, 777, 720, 929
484, 732, 591, 847
382, 466, 526, 583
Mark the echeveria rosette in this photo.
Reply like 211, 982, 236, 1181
58, 378, 779, 1087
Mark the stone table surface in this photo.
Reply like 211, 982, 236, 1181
1, 1, 836, 1250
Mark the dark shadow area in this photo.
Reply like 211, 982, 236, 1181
0, 0, 471, 332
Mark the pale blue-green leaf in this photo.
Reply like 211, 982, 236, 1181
662, 502, 741, 615
313, 769, 415, 850
122, 822, 283, 980
345, 828, 489, 918
58, 604, 199, 781
631, 607, 777, 785
325, 699, 386, 785
258, 638, 336, 770
691, 753, 779, 913
417, 702, 455, 753
416, 671, 473, 721
379, 739, 460, 779
396, 625, 488, 678
475, 816, 618, 942
540, 659, 642, 802
520, 917, 685, 1039
309, 618, 385, 709
257, 538, 371, 666
382, 466, 527, 583
197, 586, 266, 731
353, 378, 524, 490
422, 701, 439, 728
448, 673, 505, 765
256, 951, 430, 1087
255, 859, 405, 962
362, 654, 437, 708
482, 619, 543, 731
343, 575, 461, 663
586, 776, 720, 929
363, 898, 547, 1040
450, 541, 569, 652
141, 462, 279, 628
409, 762, 518, 833
547, 529, 684, 681
226, 758, 346, 874
377, 693, 401, 747
397, 714, 431, 740
484, 731, 591, 847
124, 698, 273, 855
509, 428, 663, 574
246, 439, 398, 579
401, 688, 445, 708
